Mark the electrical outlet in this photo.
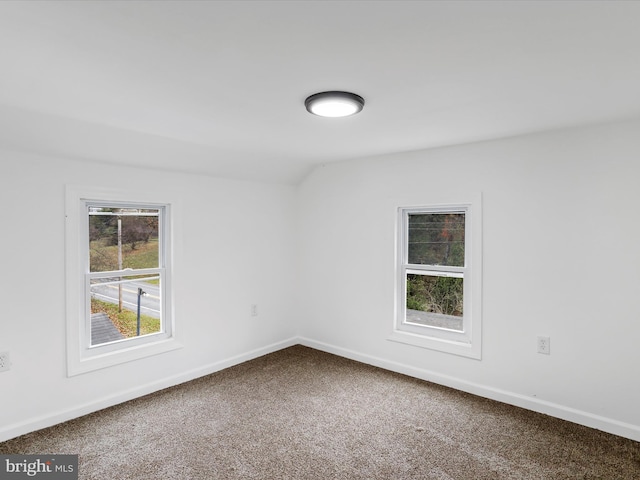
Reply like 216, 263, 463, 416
537, 336, 550, 355
0, 352, 11, 372
251, 304, 258, 317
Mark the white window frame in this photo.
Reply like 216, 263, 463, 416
65, 185, 181, 376
389, 200, 482, 359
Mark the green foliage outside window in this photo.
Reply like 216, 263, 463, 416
406, 274, 463, 316
408, 213, 465, 266
89, 208, 159, 273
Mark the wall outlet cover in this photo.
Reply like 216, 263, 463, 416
537, 336, 550, 355
0, 352, 11, 372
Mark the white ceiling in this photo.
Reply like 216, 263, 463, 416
1, 0, 639, 184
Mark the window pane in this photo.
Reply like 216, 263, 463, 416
405, 273, 463, 331
89, 207, 159, 272
90, 274, 161, 346
408, 213, 464, 266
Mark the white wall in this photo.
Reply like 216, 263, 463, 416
0, 151, 297, 441
296, 120, 640, 441
2, 119, 640, 443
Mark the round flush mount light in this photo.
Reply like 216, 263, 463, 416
305, 91, 365, 118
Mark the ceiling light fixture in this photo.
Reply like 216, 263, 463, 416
305, 91, 365, 118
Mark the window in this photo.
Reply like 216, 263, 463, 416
390, 202, 482, 359
66, 186, 180, 376
88, 204, 166, 348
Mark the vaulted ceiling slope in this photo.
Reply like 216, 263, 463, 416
1, 1, 639, 184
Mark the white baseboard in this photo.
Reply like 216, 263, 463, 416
0, 337, 298, 443
3, 336, 638, 444
297, 337, 640, 443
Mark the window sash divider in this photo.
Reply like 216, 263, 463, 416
87, 267, 163, 279
405, 265, 465, 275
88, 275, 161, 287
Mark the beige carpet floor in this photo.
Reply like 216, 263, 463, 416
1, 345, 639, 479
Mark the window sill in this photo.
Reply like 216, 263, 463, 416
388, 330, 481, 360
67, 337, 183, 377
